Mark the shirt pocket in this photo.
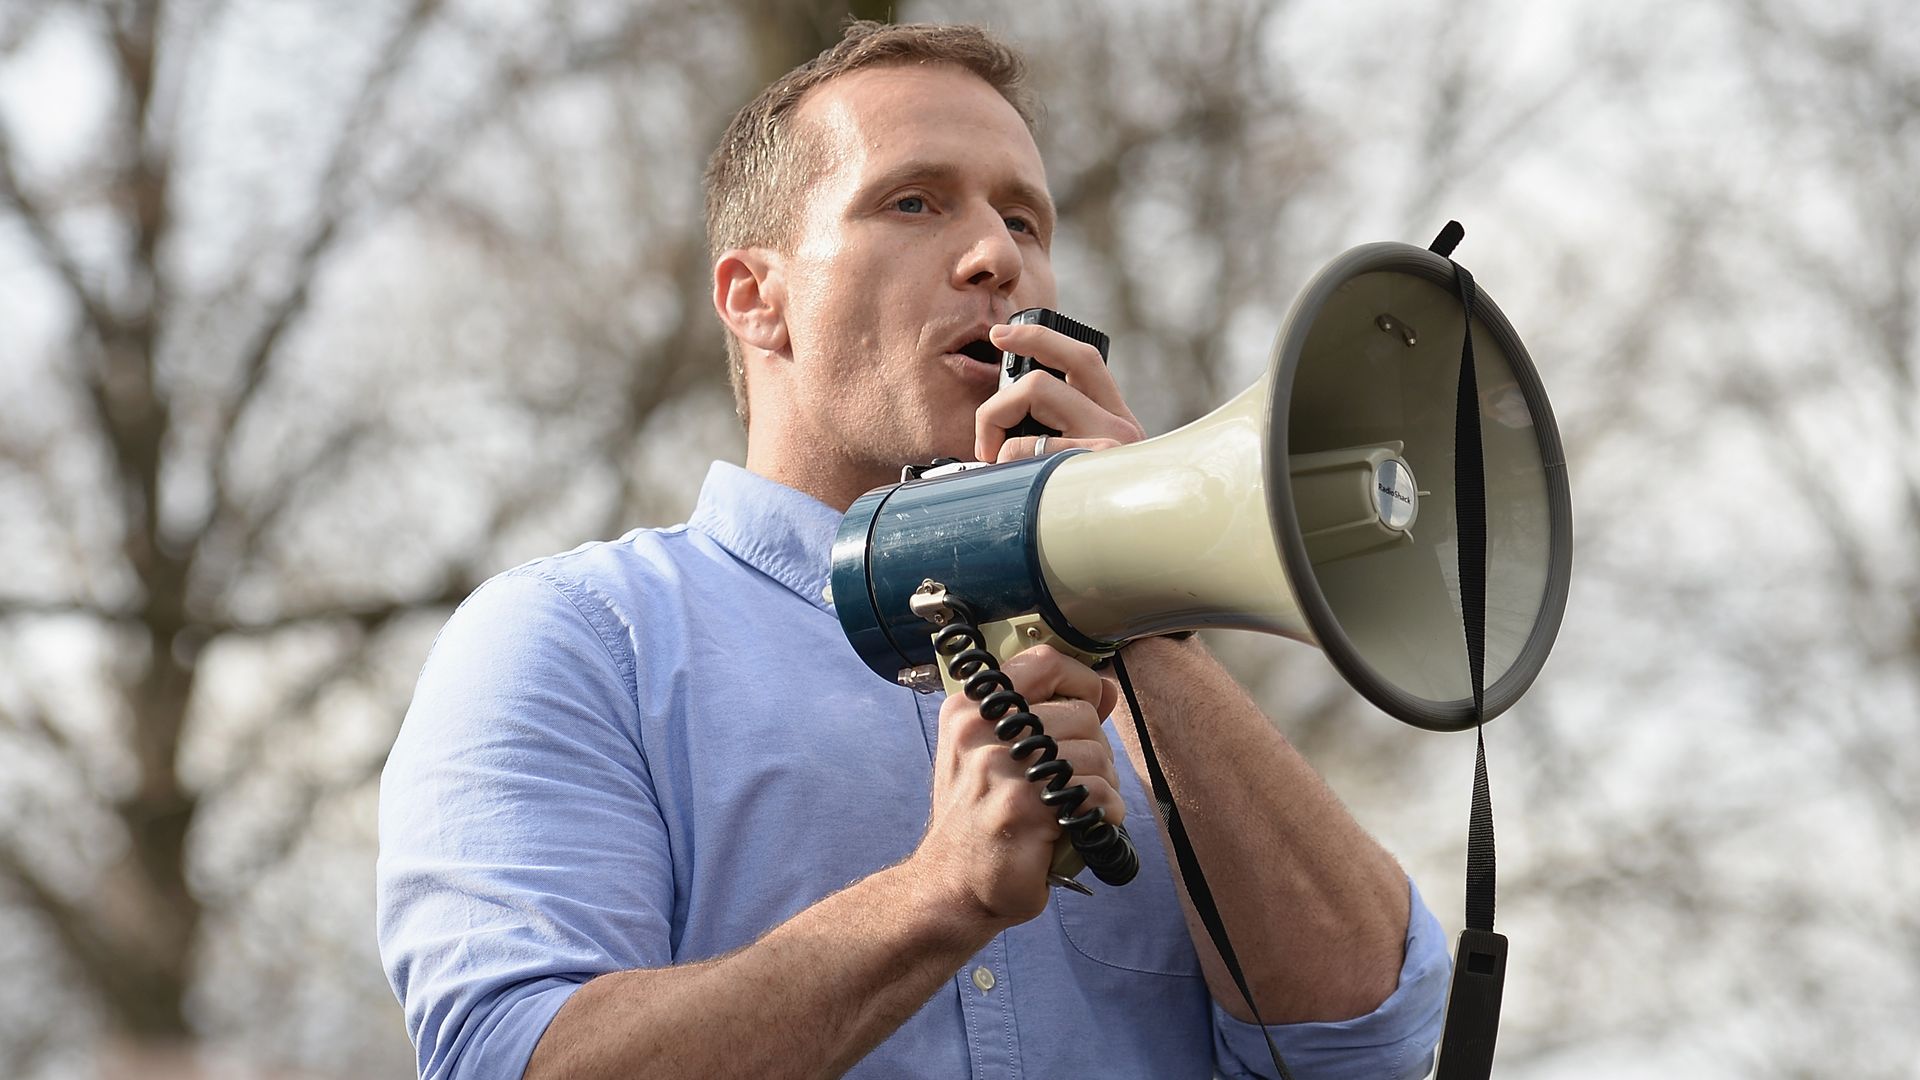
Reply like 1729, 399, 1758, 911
1051, 812, 1205, 977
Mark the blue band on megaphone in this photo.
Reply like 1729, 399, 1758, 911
831, 451, 1114, 682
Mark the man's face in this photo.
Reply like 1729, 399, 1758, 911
773, 63, 1058, 476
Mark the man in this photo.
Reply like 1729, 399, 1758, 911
379, 21, 1449, 1080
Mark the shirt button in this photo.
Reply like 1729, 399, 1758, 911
971, 966, 995, 992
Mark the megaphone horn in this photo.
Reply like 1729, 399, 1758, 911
831, 240, 1572, 733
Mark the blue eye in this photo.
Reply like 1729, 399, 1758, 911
895, 196, 926, 213
1006, 216, 1032, 234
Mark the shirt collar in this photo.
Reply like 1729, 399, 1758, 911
686, 461, 845, 614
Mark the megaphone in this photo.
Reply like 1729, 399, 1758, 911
831, 239, 1571, 733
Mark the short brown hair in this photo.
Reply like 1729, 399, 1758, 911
703, 20, 1040, 426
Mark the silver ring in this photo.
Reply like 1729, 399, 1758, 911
1033, 435, 1050, 456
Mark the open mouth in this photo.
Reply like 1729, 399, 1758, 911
957, 339, 1001, 365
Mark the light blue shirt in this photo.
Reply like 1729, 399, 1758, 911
378, 461, 1449, 1080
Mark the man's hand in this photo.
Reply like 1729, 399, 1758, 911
910, 644, 1125, 930
974, 320, 1146, 463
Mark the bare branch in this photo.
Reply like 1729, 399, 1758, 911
204, 737, 393, 906
0, 131, 118, 343
200, 605, 457, 893
195, 416, 378, 597
0, 1017, 61, 1080
209, 576, 473, 640
1401, 0, 1583, 229
199, 0, 443, 527
0, 1, 57, 57
0, 694, 82, 764
197, 2, 671, 558
0, 842, 115, 1010
0, 598, 134, 623
143, 0, 233, 162
202, 624, 388, 808
594, 269, 730, 532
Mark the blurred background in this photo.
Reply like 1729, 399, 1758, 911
0, 0, 1914, 1076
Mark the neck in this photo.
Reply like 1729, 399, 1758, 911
745, 430, 897, 514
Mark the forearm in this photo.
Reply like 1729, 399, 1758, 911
1111, 636, 1410, 1024
524, 862, 993, 1080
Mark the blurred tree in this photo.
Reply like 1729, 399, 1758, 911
0, 0, 925, 1071
1394, 1, 1920, 1075
0, 0, 766, 1072
1566, 0, 1919, 1073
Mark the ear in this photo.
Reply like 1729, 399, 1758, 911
712, 248, 789, 357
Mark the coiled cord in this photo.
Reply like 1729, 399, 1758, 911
932, 599, 1139, 887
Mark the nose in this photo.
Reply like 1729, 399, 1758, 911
952, 206, 1023, 296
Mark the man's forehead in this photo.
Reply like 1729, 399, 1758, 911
794, 63, 1046, 185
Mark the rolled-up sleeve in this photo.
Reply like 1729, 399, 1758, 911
377, 570, 669, 1080
1213, 876, 1451, 1080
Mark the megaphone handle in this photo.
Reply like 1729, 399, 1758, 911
910, 587, 1139, 891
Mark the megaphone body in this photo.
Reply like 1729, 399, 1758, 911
831, 240, 1571, 733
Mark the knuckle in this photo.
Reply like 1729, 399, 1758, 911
1011, 643, 1064, 675
1051, 702, 1100, 739
1078, 776, 1125, 823
1086, 732, 1115, 764
1051, 731, 1098, 763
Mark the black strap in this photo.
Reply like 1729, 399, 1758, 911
1464, 731, 1495, 932
1443, 249, 1496, 934
1111, 650, 1296, 1080
1432, 222, 1506, 1080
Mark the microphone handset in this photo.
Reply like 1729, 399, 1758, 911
998, 308, 1111, 439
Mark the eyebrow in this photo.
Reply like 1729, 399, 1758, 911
856, 159, 1057, 238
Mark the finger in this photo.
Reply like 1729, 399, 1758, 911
994, 434, 1121, 464
975, 372, 1142, 463
938, 651, 1112, 763
937, 680, 1108, 770
1039, 733, 1116, 784
987, 322, 1129, 417
998, 645, 1107, 711
990, 739, 1124, 836
977, 369, 1141, 443
1095, 676, 1120, 722
937, 689, 1017, 756
1027, 697, 1107, 745
1058, 773, 1127, 828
